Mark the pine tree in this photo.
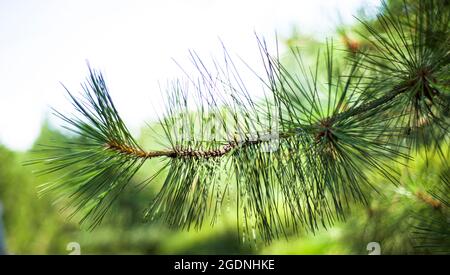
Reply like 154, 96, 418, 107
28, 0, 449, 249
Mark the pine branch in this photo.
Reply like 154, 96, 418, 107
103, 83, 409, 161
354, 0, 450, 157
28, 0, 450, 242
412, 171, 450, 254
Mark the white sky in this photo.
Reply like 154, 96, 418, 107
0, 0, 380, 151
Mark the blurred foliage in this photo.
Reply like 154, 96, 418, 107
0, 125, 74, 254
0, 121, 447, 254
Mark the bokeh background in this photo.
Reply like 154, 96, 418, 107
0, 0, 447, 254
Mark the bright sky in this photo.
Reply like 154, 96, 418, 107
0, 0, 380, 151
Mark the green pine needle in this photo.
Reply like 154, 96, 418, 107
27, 0, 450, 244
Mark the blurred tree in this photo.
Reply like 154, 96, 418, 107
0, 201, 6, 254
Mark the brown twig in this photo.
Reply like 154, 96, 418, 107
415, 191, 443, 210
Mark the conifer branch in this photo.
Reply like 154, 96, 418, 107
28, 0, 450, 242
104, 83, 410, 161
